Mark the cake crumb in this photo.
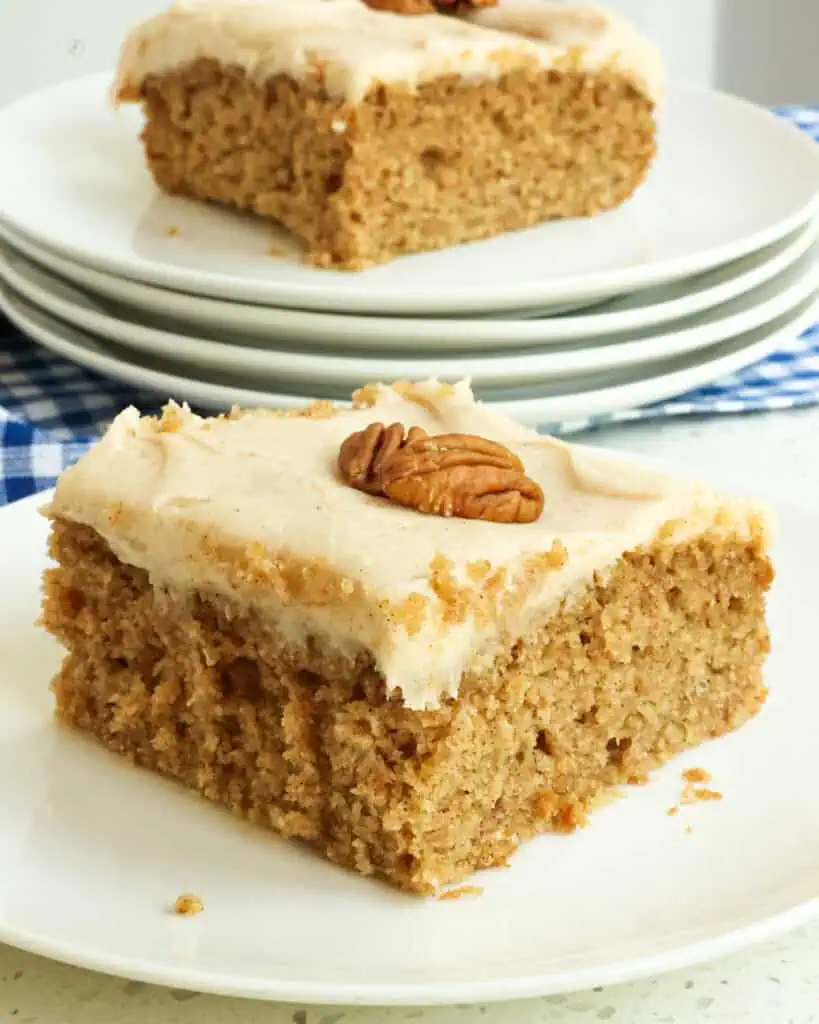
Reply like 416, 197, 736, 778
173, 893, 204, 916
267, 244, 287, 258
165, 225, 180, 237
438, 885, 484, 901
667, 805, 680, 817
684, 825, 694, 835
680, 767, 722, 806
693, 788, 723, 802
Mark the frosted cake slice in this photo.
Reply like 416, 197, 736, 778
114, 0, 663, 268
42, 381, 772, 893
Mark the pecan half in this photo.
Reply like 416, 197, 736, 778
362, 0, 436, 12
338, 425, 544, 524
362, 0, 496, 14
382, 433, 544, 523
338, 422, 427, 495
435, 0, 498, 8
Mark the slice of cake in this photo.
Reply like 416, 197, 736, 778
114, 0, 663, 269
41, 382, 772, 894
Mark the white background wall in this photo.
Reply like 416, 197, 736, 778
0, 0, 815, 108
717, 0, 819, 105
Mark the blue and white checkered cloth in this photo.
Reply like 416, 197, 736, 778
2, 106, 818, 508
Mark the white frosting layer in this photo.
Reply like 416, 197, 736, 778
49, 381, 769, 710
115, 0, 664, 104
464, 0, 664, 101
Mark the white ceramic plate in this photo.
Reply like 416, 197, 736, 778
2, 219, 818, 352
2, 221, 819, 357
0, 75, 817, 315
3, 239, 819, 390
3, 488, 819, 1004
3, 281, 817, 427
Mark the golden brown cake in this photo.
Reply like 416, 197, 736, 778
41, 381, 772, 893
114, 0, 663, 269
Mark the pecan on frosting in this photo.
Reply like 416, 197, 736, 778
337, 422, 427, 495
361, 0, 497, 15
338, 423, 544, 524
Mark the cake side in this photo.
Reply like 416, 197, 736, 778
43, 516, 771, 893
136, 60, 657, 268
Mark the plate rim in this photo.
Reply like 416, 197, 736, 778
0, 75, 817, 315
1, 217, 818, 351
3, 239, 819, 388
3, 280, 817, 426
2, 894, 818, 1006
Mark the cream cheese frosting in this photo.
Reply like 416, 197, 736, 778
48, 381, 769, 710
114, 0, 664, 104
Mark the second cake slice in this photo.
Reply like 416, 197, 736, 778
115, 0, 663, 268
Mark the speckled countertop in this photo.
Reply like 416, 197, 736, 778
3, 406, 818, 1024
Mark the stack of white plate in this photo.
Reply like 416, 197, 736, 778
1, 74, 818, 426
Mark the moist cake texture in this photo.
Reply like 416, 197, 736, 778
115, 0, 663, 268
42, 381, 773, 893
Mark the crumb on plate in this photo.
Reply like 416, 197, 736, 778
438, 885, 484, 901
680, 767, 722, 805
692, 787, 723, 802
173, 892, 204, 916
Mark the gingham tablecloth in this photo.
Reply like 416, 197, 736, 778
1, 106, 818, 508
